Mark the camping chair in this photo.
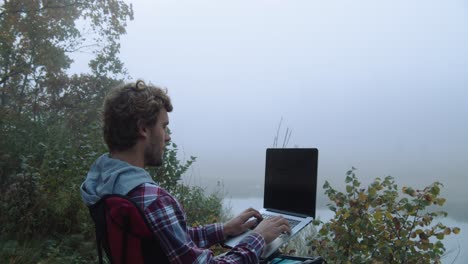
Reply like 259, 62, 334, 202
88, 194, 169, 264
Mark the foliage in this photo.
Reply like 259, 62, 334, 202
0, 0, 131, 238
310, 168, 461, 263
0, 114, 102, 239
1, 235, 97, 264
0, 0, 133, 117
282, 224, 317, 257
148, 140, 197, 194
175, 184, 224, 226
0, 134, 224, 263
0, 1, 226, 263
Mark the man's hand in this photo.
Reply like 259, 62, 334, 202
252, 216, 291, 244
223, 208, 262, 238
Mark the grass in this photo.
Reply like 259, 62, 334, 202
0, 235, 97, 264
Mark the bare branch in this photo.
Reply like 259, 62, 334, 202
273, 117, 283, 148
282, 127, 289, 148
285, 129, 292, 147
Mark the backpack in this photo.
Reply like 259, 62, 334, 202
88, 194, 170, 264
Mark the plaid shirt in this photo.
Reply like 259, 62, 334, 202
127, 183, 265, 263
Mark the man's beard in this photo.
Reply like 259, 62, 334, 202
144, 141, 163, 167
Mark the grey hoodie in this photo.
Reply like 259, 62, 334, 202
80, 153, 156, 205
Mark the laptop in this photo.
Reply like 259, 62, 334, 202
224, 148, 318, 259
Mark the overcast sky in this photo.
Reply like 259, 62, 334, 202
73, 0, 468, 215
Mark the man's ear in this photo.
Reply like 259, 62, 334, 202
137, 120, 149, 139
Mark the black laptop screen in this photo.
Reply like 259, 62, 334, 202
263, 148, 318, 218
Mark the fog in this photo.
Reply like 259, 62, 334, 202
73, 0, 468, 220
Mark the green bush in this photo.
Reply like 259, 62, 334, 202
0, 236, 97, 264
174, 184, 224, 226
309, 168, 460, 263
0, 121, 225, 263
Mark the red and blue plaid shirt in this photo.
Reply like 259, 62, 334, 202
127, 183, 265, 263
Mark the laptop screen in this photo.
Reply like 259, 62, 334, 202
263, 148, 318, 218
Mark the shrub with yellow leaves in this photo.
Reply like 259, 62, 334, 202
309, 168, 460, 263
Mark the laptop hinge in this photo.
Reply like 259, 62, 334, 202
265, 208, 310, 218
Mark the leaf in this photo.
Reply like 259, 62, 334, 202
345, 175, 352, 183
343, 212, 350, 219
435, 198, 446, 206
385, 211, 393, 220
424, 194, 433, 202
312, 219, 322, 226
374, 210, 382, 221
358, 192, 367, 202
435, 241, 444, 249
406, 187, 415, 195
346, 185, 353, 193
395, 240, 401, 246
431, 185, 441, 196
444, 228, 451, 235
319, 228, 329, 236
353, 180, 360, 187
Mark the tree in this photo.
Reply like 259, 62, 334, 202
0, 0, 134, 193
309, 168, 460, 263
0, 0, 134, 238
0, 0, 133, 119
0, 2, 226, 262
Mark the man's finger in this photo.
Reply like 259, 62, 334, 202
241, 209, 257, 217
242, 207, 257, 213
243, 219, 258, 230
239, 208, 262, 221
251, 210, 262, 221
270, 215, 287, 224
278, 222, 291, 234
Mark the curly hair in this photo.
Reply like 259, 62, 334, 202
102, 80, 173, 152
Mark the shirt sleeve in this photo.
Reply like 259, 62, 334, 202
128, 184, 266, 264
187, 224, 224, 248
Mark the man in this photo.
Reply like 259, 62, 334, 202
80, 80, 290, 263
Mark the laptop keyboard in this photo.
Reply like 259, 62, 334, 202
261, 213, 300, 229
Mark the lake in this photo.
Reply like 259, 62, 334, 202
224, 197, 467, 264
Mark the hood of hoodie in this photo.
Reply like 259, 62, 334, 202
80, 153, 156, 205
